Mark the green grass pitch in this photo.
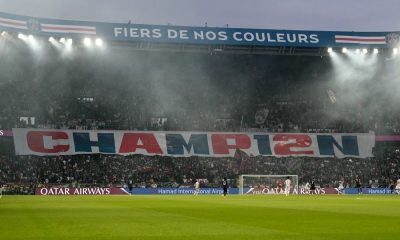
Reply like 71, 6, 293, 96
0, 195, 399, 240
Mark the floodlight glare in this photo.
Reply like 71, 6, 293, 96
17, 33, 24, 39
327, 47, 333, 53
48, 37, 55, 42
1, 31, 6, 36
342, 48, 347, 53
394, 48, 399, 55
83, 38, 92, 46
95, 38, 103, 47
373, 48, 379, 54
28, 35, 34, 40
60, 38, 66, 43
362, 48, 368, 54
67, 38, 73, 44
355, 49, 361, 54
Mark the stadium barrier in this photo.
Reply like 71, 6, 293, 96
34, 187, 399, 195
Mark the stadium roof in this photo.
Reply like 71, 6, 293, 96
1, 11, 400, 55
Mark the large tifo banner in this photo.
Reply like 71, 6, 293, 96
13, 128, 375, 158
1, 11, 400, 48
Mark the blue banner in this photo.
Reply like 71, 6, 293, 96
344, 188, 395, 194
1, 11, 400, 48
128, 188, 239, 195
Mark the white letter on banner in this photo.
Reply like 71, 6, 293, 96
40, 188, 48, 195
180, 30, 189, 39
298, 34, 308, 43
276, 33, 286, 42
267, 33, 276, 42
130, 28, 139, 37
152, 29, 162, 38
167, 29, 178, 38
206, 31, 217, 40
287, 34, 297, 43
233, 32, 242, 41
309, 34, 319, 43
243, 32, 254, 41
218, 32, 228, 40
255, 33, 265, 42
114, 28, 123, 37
140, 28, 151, 38
194, 31, 204, 40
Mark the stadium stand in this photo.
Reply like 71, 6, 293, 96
0, 52, 394, 133
1, 13, 400, 195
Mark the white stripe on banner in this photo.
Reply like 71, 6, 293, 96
41, 23, 96, 34
335, 35, 386, 44
0, 17, 27, 30
335, 35, 386, 40
335, 41, 386, 44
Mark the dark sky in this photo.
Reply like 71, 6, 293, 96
1, 0, 400, 31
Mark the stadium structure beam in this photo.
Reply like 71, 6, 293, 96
107, 41, 329, 56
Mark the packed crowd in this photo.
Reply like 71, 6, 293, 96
384, 147, 400, 180
0, 49, 399, 134
1, 148, 396, 194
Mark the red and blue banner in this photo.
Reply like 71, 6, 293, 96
13, 128, 375, 158
1, 11, 400, 48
